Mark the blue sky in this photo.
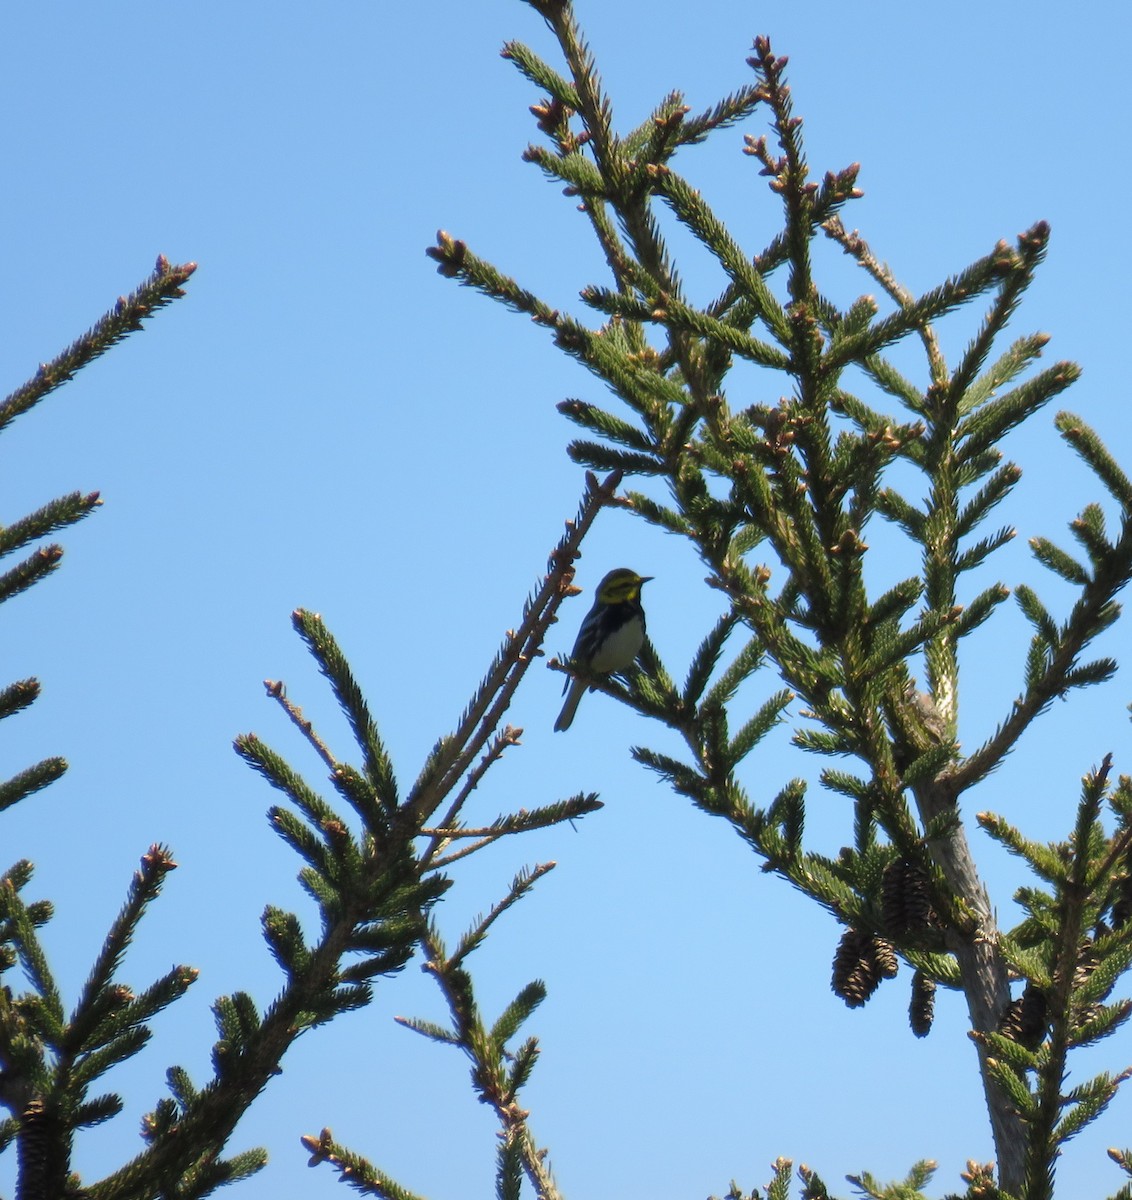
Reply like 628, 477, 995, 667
3, 3, 1132, 1197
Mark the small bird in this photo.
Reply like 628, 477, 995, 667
554, 568, 652, 732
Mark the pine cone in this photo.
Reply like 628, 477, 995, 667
874, 937, 899, 978
1073, 937, 1100, 990
998, 983, 1048, 1050
1112, 866, 1132, 930
909, 969, 936, 1038
831, 929, 899, 1008
881, 857, 936, 938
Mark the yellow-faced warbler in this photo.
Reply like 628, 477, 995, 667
554, 568, 651, 732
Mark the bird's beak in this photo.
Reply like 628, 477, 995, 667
640, 576, 654, 584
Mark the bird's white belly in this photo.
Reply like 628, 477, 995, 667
590, 616, 644, 673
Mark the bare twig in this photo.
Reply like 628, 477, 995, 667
263, 679, 338, 771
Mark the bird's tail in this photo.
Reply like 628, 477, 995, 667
554, 678, 587, 732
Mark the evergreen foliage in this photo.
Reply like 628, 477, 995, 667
0, 257, 613, 1196
415, 3, 1132, 1196
6, 3, 1132, 1199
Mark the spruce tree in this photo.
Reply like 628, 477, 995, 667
5, 4, 1132, 1199
402, 3, 1132, 1197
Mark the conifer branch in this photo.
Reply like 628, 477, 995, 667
449, 862, 556, 969
746, 38, 814, 313
426, 230, 562, 328
0, 491, 102, 562
0, 678, 40, 722
823, 214, 947, 387
0, 757, 67, 813
415, 922, 560, 1200
702, 161, 862, 334
63, 845, 183, 1058
114, 465, 615, 1193
300, 1127, 424, 1199
530, 0, 614, 180
0, 544, 65, 605
420, 725, 524, 864
426, 795, 601, 870
648, 163, 791, 343
0, 848, 199, 1191
0, 255, 196, 435
306, 869, 563, 1200
1057, 412, 1132, 511
500, 40, 581, 111
89, 856, 449, 1195
970, 758, 1132, 1197
289, 611, 398, 801
680, 82, 766, 144
955, 509, 1132, 791
948, 221, 1049, 405
262, 681, 338, 772
406, 469, 622, 827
